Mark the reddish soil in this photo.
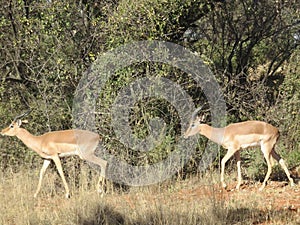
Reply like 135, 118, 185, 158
109, 168, 300, 224
116, 180, 300, 224
176, 181, 300, 211
116, 180, 300, 211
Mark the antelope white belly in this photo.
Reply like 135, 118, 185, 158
59, 150, 80, 157
240, 142, 260, 149
56, 143, 80, 157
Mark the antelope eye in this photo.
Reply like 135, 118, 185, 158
191, 124, 195, 128
9, 124, 14, 128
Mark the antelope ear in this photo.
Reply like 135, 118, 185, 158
22, 120, 29, 124
199, 115, 205, 122
16, 119, 22, 127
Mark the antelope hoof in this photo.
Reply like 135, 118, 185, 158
259, 185, 265, 191
222, 183, 227, 190
97, 187, 103, 193
98, 189, 104, 198
97, 187, 105, 197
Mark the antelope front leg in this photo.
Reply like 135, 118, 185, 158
52, 155, 70, 198
235, 151, 242, 190
221, 158, 228, 189
34, 159, 51, 198
97, 164, 107, 197
97, 176, 105, 197
221, 149, 236, 189
259, 149, 273, 191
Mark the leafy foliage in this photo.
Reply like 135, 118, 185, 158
0, 0, 299, 180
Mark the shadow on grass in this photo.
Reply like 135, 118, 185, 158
78, 205, 125, 225
78, 203, 297, 225
220, 207, 297, 225
223, 207, 267, 224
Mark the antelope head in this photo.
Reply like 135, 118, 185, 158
184, 107, 205, 138
1, 110, 31, 136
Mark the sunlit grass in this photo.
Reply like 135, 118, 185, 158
0, 167, 298, 225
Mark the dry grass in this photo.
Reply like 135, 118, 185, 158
0, 167, 299, 225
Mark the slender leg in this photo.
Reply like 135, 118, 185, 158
234, 151, 242, 190
221, 149, 236, 189
259, 144, 273, 191
84, 154, 107, 196
97, 176, 105, 197
278, 159, 295, 186
52, 155, 70, 198
34, 159, 51, 198
271, 150, 295, 187
259, 155, 272, 191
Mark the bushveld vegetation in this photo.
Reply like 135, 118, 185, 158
0, 0, 299, 224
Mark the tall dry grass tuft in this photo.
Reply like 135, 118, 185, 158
0, 167, 298, 225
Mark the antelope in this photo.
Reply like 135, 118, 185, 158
184, 107, 295, 190
1, 110, 107, 198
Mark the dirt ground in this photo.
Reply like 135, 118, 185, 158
111, 178, 300, 224
175, 181, 300, 210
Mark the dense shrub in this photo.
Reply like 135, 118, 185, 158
0, 0, 299, 181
